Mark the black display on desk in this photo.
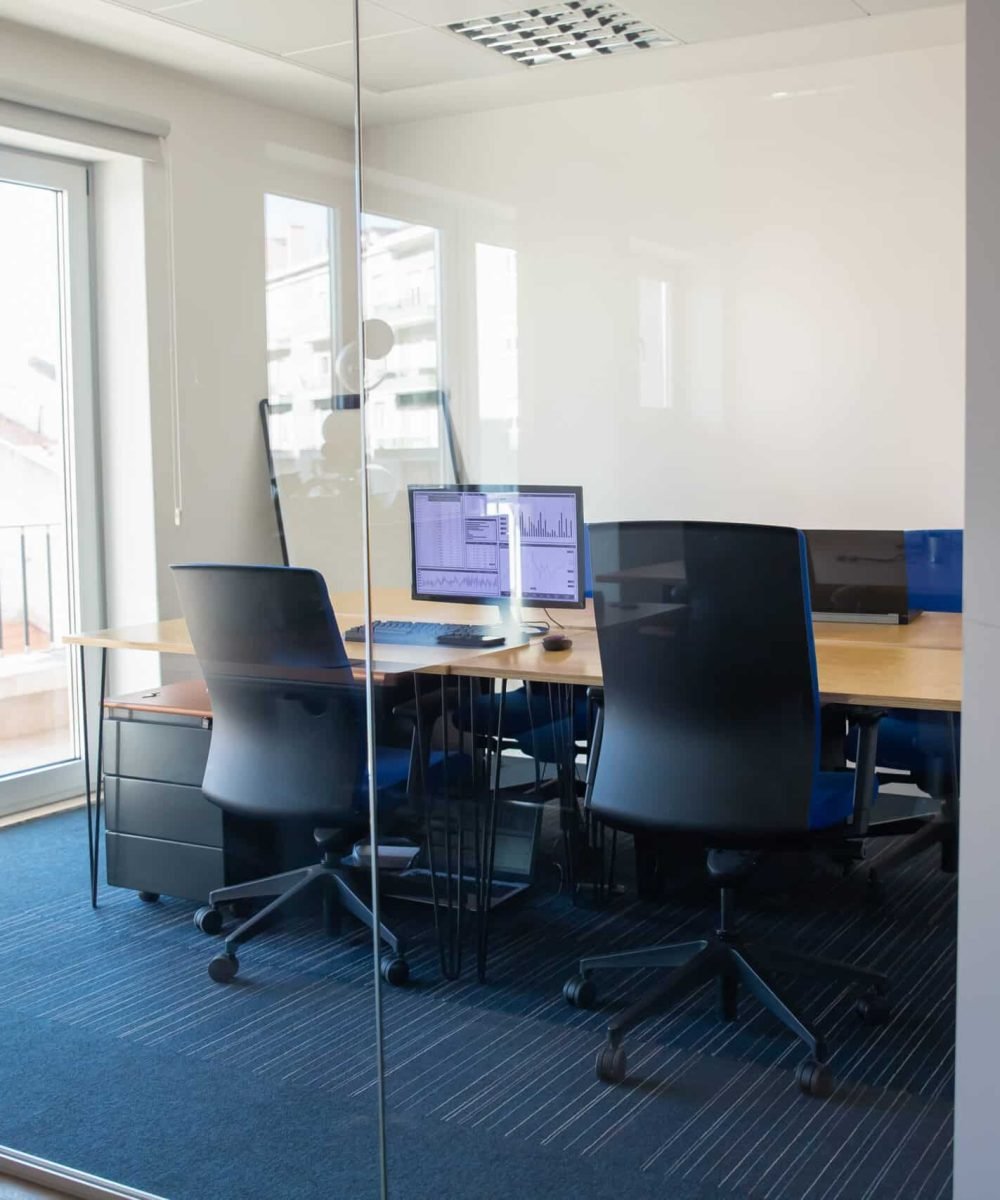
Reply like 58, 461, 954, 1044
804, 528, 918, 624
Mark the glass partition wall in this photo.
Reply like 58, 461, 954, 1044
0, 5, 391, 1200
354, 12, 964, 1200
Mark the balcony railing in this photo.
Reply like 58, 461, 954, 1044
0, 523, 58, 656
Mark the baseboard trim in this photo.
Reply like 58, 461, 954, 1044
0, 1148, 167, 1200
0, 796, 86, 830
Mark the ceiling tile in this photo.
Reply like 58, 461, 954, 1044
358, 2, 422, 39
158, 0, 416, 56
116, 0, 193, 12
292, 26, 522, 91
624, 0, 865, 43
372, 0, 522, 26
854, 0, 963, 13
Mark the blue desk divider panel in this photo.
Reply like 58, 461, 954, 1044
905, 529, 963, 613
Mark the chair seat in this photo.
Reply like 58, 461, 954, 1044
875, 711, 959, 772
372, 747, 464, 810
513, 717, 589, 763
811, 770, 871, 830
489, 692, 589, 764
455, 686, 589, 745
374, 746, 416, 791
847, 712, 959, 777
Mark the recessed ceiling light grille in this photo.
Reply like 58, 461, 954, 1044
447, 2, 676, 67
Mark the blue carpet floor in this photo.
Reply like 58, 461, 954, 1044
0, 810, 954, 1200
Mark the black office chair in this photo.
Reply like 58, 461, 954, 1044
563, 522, 889, 1097
173, 563, 414, 986
863, 529, 962, 890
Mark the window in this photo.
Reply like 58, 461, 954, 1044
263, 193, 336, 458
0, 149, 99, 813
361, 213, 442, 453
476, 243, 519, 422
264, 200, 445, 456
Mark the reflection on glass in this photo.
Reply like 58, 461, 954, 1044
476, 243, 519, 424
263, 192, 370, 590
356, 15, 963, 1200
263, 193, 336, 461
638, 276, 673, 410
0, 180, 74, 778
362, 213, 441, 453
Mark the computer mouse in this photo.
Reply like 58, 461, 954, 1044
542, 633, 573, 652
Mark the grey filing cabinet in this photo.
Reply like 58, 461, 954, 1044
102, 680, 545, 909
103, 681, 225, 903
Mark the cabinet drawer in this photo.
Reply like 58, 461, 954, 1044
105, 776, 223, 848
106, 832, 224, 903
103, 718, 210, 786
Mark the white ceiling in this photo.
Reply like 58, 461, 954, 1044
121, 0, 963, 91
0, 0, 964, 124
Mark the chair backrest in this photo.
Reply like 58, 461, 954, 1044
172, 564, 367, 823
588, 521, 820, 836
905, 529, 963, 613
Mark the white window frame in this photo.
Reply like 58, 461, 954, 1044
0, 146, 102, 815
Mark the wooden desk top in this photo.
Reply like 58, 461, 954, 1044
105, 679, 212, 719
447, 629, 962, 712
811, 612, 962, 651
67, 616, 195, 655
64, 588, 596, 685
67, 591, 962, 711
816, 643, 961, 711
66, 589, 954, 651
66, 615, 477, 684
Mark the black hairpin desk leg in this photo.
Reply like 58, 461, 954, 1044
80, 644, 107, 908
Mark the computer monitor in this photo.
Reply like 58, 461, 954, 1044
408, 484, 586, 610
804, 528, 918, 623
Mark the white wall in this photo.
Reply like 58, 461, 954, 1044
362, 37, 965, 533
90, 157, 158, 692
0, 17, 965, 629
955, 3, 998, 1196
0, 20, 360, 635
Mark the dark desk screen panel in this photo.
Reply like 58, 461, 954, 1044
805, 529, 913, 621
905, 529, 963, 613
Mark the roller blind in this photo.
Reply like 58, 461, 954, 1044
0, 82, 169, 162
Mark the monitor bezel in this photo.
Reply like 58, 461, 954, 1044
407, 483, 587, 611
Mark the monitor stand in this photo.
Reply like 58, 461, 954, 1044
495, 601, 548, 639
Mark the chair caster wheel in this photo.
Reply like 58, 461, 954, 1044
381, 956, 409, 986
563, 974, 597, 1008
856, 991, 892, 1026
796, 1058, 834, 1098
138, 891, 160, 903
194, 906, 224, 935
596, 1044, 626, 1084
208, 953, 239, 983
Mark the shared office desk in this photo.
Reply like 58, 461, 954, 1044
67, 588, 964, 700
66, 592, 962, 951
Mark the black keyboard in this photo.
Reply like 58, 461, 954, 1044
343, 619, 508, 647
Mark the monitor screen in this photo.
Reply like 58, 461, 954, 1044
408, 485, 585, 609
804, 529, 910, 617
